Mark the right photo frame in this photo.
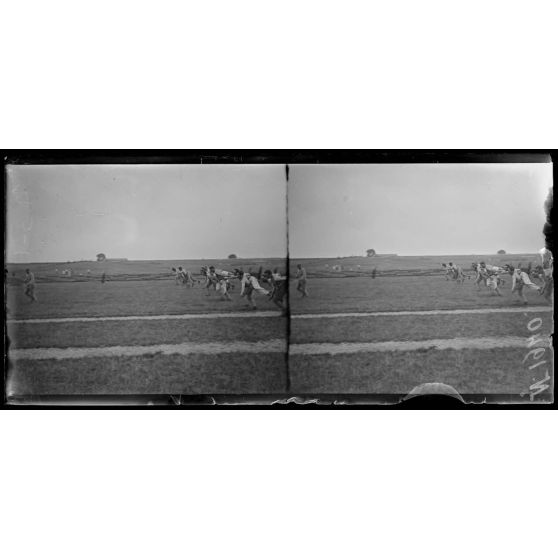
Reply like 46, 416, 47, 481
287, 159, 554, 404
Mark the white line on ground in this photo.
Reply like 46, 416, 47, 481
8, 311, 283, 324
10, 340, 288, 361
292, 307, 553, 319
290, 336, 552, 355
7, 306, 552, 324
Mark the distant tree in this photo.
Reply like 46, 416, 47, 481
497, 249, 506, 255
96, 253, 106, 262
228, 254, 238, 259
366, 249, 376, 257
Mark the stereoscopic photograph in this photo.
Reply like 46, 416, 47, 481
3, 156, 554, 405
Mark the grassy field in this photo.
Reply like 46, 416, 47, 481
288, 254, 553, 400
5, 255, 553, 402
6, 278, 280, 319
9, 353, 287, 395
291, 312, 552, 344
6, 258, 288, 398
289, 275, 548, 314
289, 348, 537, 395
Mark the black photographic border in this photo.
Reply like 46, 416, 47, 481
2, 149, 555, 410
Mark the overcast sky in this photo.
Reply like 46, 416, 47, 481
289, 163, 552, 258
6, 165, 287, 263
6, 163, 552, 263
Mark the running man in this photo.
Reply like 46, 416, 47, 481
202, 266, 219, 295
509, 265, 541, 304
215, 271, 233, 301
240, 271, 269, 309
264, 269, 288, 315
448, 262, 466, 283
23, 268, 37, 302
485, 272, 503, 296
177, 266, 195, 287
183, 269, 196, 287
474, 262, 489, 289
448, 262, 456, 278
296, 264, 308, 297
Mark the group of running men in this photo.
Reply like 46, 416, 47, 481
171, 266, 196, 287
172, 263, 310, 313
443, 249, 553, 304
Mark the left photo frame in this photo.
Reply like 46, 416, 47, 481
5, 162, 290, 404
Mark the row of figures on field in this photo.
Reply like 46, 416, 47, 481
54, 268, 93, 277
201, 266, 289, 313
441, 249, 553, 303
325, 263, 377, 278
169, 265, 289, 314
170, 264, 311, 313
55, 268, 108, 282
171, 266, 198, 287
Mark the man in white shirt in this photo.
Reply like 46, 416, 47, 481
511, 265, 541, 304
202, 266, 218, 295
240, 271, 269, 309
178, 267, 195, 287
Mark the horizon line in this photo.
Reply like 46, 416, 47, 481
5, 256, 289, 265
290, 252, 542, 259
5, 252, 544, 265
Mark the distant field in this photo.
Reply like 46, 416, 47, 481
5, 255, 553, 402
5, 253, 540, 282
7, 278, 280, 320
290, 274, 550, 314
292, 253, 541, 278
5, 257, 287, 284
